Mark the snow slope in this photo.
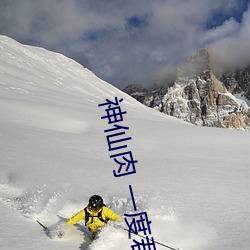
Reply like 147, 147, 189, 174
0, 36, 250, 250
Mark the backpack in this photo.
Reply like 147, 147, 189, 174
84, 206, 109, 226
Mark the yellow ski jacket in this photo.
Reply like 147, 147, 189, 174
67, 206, 122, 233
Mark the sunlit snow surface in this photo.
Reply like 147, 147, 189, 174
0, 36, 250, 250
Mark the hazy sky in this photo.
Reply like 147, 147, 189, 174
0, 0, 249, 89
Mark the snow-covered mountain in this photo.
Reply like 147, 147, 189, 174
0, 36, 250, 250
124, 49, 250, 130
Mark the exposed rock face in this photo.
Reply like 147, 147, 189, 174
217, 66, 250, 99
123, 49, 250, 130
123, 84, 147, 103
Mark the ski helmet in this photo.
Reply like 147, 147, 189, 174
89, 195, 104, 210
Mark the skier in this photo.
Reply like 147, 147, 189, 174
66, 195, 122, 239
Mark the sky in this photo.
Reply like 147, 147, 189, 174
0, 0, 249, 89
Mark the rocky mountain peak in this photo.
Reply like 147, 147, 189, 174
123, 49, 250, 130
177, 48, 210, 78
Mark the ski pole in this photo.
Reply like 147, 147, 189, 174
37, 220, 48, 231
123, 227, 181, 250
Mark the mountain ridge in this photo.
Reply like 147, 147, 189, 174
123, 49, 250, 130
